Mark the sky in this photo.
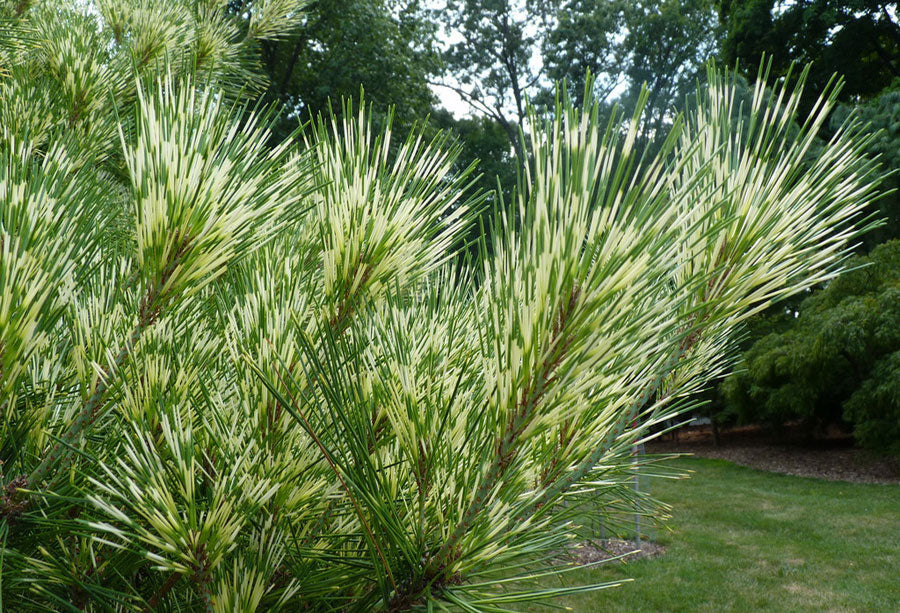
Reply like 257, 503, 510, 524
425, 1, 629, 119
431, 83, 471, 118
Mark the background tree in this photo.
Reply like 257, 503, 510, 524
250, 0, 441, 139
438, 0, 553, 157
541, 0, 628, 107
438, 0, 722, 155
718, 0, 900, 109
720, 241, 900, 450
621, 0, 720, 145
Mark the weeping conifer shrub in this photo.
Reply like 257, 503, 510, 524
0, 2, 884, 610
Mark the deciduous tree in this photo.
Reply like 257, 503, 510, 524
718, 0, 900, 109
721, 241, 900, 450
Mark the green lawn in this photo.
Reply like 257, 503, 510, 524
528, 458, 900, 612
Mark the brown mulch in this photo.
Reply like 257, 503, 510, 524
648, 424, 900, 485
565, 539, 666, 565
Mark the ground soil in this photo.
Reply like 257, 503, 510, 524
565, 539, 666, 565
647, 423, 900, 485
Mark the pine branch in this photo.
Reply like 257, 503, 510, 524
6, 240, 191, 513
423, 287, 579, 584
144, 572, 181, 612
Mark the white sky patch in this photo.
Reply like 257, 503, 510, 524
426, 0, 546, 119
427, 2, 631, 118
432, 84, 472, 118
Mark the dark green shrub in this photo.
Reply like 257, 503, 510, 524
721, 241, 900, 450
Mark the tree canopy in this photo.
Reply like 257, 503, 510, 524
250, 0, 441, 138
719, 1, 900, 106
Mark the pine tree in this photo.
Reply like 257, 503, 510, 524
0, 2, 883, 610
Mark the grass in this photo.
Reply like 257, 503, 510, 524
525, 457, 900, 612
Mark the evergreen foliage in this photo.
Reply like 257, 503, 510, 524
0, 3, 885, 610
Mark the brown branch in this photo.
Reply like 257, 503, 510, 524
280, 34, 307, 96
13, 0, 30, 18
524, 246, 735, 520
189, 544, 214, 613
144, 572, 181, 612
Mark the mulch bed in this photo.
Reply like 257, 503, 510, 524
565, 539, 666, 565
648, 424, 900, 485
